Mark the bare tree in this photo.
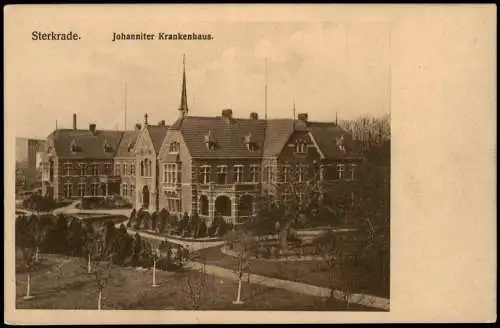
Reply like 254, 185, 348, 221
224, 227, 256, 305
260, 162, 324, 255
182, 252, 214, 310
87, 232, 114, 310
151, 248, 160, 287
339, 113, 391, 149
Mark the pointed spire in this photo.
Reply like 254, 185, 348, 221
335, 111, 338, 125
293, 101, 296, 120
179, 54, 188, 116
144, 113, 148, 126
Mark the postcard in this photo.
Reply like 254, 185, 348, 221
4, 4, 496, 324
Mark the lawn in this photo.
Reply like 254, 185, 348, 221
197, 247, 389, 300
15, 254, 360, 311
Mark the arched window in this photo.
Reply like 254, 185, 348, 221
140, 160, 145, 176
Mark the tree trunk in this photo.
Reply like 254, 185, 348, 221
233, 277, 243, 304
97, 289, 102, 310
232, 263, 244, 305
26, 272, 31, 298
87, 254, 92, 274
279, 230, 288, 254
152, 259, 158, 287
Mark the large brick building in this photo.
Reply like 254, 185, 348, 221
40, 58, 365, 224
40, 116, 123, 200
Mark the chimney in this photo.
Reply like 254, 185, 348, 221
250, 112, 259, 120
297, 113, 308, 122
135, 123, 142, 131
73, 113, 77, 130
158, 120, 166, 126
89, 123, 97, 134
221, 109, 233, 121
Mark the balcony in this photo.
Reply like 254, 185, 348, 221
98, 175, 121, 183
198, 182, 260, 192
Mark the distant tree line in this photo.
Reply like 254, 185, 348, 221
339, 113, 391, 149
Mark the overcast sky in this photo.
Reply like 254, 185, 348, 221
6, 6, 390, 139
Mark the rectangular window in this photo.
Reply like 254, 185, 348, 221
91, 163, 99, 176
122, 184, 128, 197
131, 163, 136, 176
282, 165, 291, 183
266, 165, 274, 183
165, 191, 181, 213
250, 165, 259, 183
350, 163, 358, 181
336, 163, 345, 180
78, 183, 86, 197
115, 163, 121, 176
91, 183, 99, 196
163, 163, 179, 184
169, 142, 180, 154
295, 142, 307, 154
130, 184, 135, 197
217, 165, 227, 184
297, 165, 308, 183
64, 183, 72, 199
124, 164, 128, 177
201, 166, 211, 184
233, 165, 244, 183
63, 163, 72, 176
104, 163, 112, 175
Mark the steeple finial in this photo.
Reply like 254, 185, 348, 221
336, 111, 338, 125
144, 113, 148, 126
293, 101, 296, 120
179, 54, 188, 116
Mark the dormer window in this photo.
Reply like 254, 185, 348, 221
70, 140, 80, 153
295, 140, 307, 154
127, 141, 135, 152
204, 130, 217, 152
336, 135, 346, 153
244, 132, 257, 152
103, 140, 113, 153
169, 141, 180, 154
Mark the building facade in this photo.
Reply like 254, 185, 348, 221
134, 118, 170, 212
39, 58, 365, 226
114, 127, 141, 204
40, 117, 123, 200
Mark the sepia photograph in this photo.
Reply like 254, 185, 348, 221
4, 4, 495, 324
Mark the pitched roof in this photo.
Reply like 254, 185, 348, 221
48, 129, 124, 159
170, 115, 362, 160
170, 116, 267, 159
146, 125, 169, 154
308, 123, 362, 159
115, 130, 141, 158
262, 119, 295, 157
